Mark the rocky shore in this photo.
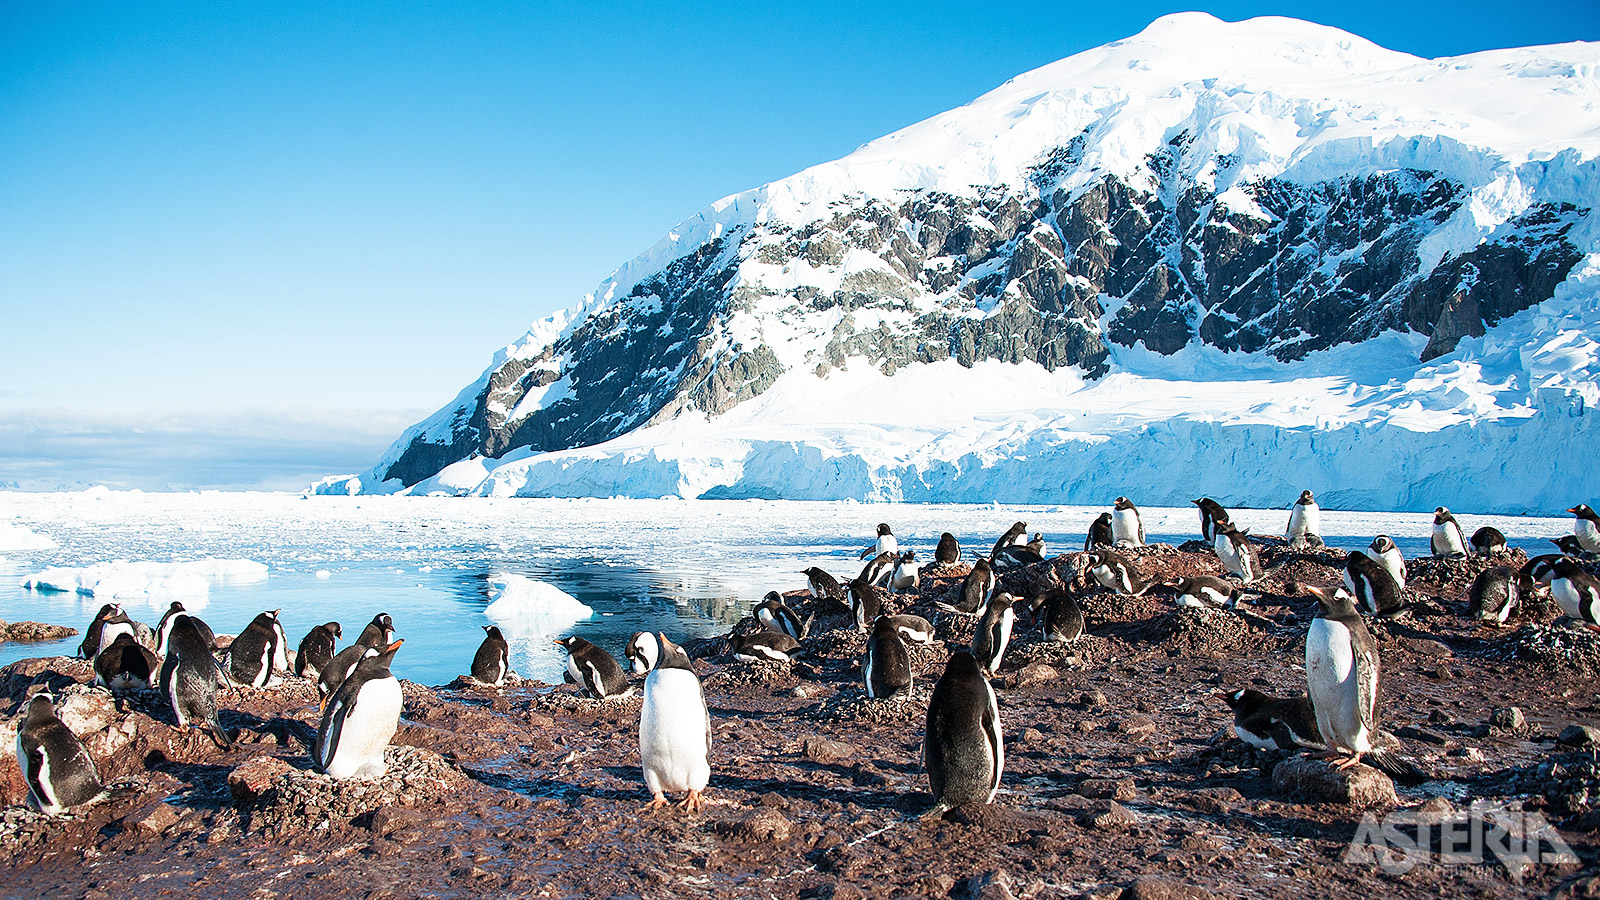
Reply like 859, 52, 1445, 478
3, 540, 1600, 899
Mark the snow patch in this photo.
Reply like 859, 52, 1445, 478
0, 522, 57, 551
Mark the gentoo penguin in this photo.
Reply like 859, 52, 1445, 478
923, 651, 1003, 813
1218, 689, 1323, 751
1523, 553, 1566, 585
1286, 490, 1323, 550
1468, 566, 1527, 627
1086, 550, 1150, 596
160, 614, 232, 748
863, 616, 913, 699
626, 631, 660, 675
318, 613, 395, 698
1571, 505, 1600, 554
755, 592, 806, 639
295, 622, 342, 679
1084, 513, 1114, 551
1164, 575, 1238, 609
314, 639, 404, 780
935, 533, 961, 565
1362, 535, 1408, 590
1034, 586, 1085, 643
1542, 558, 1600, 629
1343, 550, 1405, 618
970, 594, 1018, 676
859, 552, 897, 588
1026, 533, 1046, 556
989, 522, 1028, 559
78, 603, 136, 661
94, 632, 161, 691
729, 631, 802, 664
638, 633, 711, 811
1431, 507, 1468, 558
1193, 498, 1231, 543
1304, 585, 1380, 770
154, 601, 188, 659
1554, 536, 1587, 556
229, 610, 290, 688
859, 523, 897, 561
471, 625, 510, 685
801, 567, 844, 603
554, 636, 633, 699
890, 551, 920, 592
849, 578, 884, 631
992, 544, 1043, 571
1211, 520, 1261, 583
1470, 526, 1508, 557
15, 693, 104, 815
940, 558, 996, 613
881, 613, 937, 647
1111, 497, 1145, 546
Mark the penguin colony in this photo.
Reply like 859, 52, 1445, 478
8, 495, 1600, 830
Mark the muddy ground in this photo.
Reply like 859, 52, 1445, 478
3, 541, 1600, 900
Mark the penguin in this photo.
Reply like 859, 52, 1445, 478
554, 636, 633, 699
1471, 526, 1508, 557
626, 630, 661, 675
1192, 498, 1230, 543
989, 522, 1028, 560
992, 544, 1043, 571
160, 614, 232, 748
1542, 559, 1600, 629
970, 594, 1018, 676
318, 613, 395, 698
1303, 584, 1381, 770
1343, 550, 1405, 618
638, 634, 711, 812
1523, 553, 1566, 585
858, 552, 897, 588
295, 622, 342, 680
229, 610, 290, 688
1431, 507, 1468, 558
314, 639, 404, 780
1025, 533, 1046, 557
15, 693, 104, 815
1033, 585, 1085, 644
1570, 504, 1600, 554
846, 578, 883, 631
1218, 688, 1324, 751
1086, 550, 1150, 596
802, 567, 844, 603
1164, 575, 1238, 609
1468, 566, 1527, 627
1211, 520, 1261, 583
859, 523, 897, 560
729, 631, 802, 664
1286, 490, 1323, 550
881, 613, 937, 647
1362, 535, 1408, 590
94, 632, 161, 691
754, 593, 806, 639
1553, 536, 1587, 556
78, 603, 136, 661
1111, 497, 1145, 546
1084, 513, 1114, 551
154, 601, 188, 659
923, 651, 1003, 813
935, 533, 962, 565
863, 616, 913, 699
471, 625, 510, 685
939, 558, 996, 614
890, 551, 920, 592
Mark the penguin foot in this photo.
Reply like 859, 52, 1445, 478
1332, 753, 1365, 771
680, 790, 707, 814
644, 793, 671, 812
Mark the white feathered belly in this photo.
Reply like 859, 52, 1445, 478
640, 669, 709, 795
1578, 519, 1600, 552
1111, 509, 1141, 545
1288, 505, 1319, 538
1306, 619, 1371, 753
321, 677, 402, 779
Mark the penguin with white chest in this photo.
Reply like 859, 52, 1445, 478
1570, 505, 1600, 554
1218, 689, 1323, 752
890, 551, 920, 592
939, 558, 996, 614
860, 523, 897, 560
78, 603, 136, 661
319, 613, 395, 699
849, 578, 884, 631
881, 613, 937, 647
1111, 497, 1145, 547
859, 552, 897, 588
1211, 520, 1261, 583
154, 601, 188, 659
315, 639, 405, 780
15, 693, 104, 815
1343, 550, 1405, 618
1086, 550, 1150, 596
1286, 490, 1323, 549
970, 593, 1018, 676
801, 567, 845, 603
730, 631, 802, 664
1470, 526, 1508, 557
1164, 575, 1238, 609
1541, 559, 1600, 630
989, 522, 1028, 559
229, 609, 290, 688
863, 616, 913, 699
472, 625, 510, 685
923, 651, 1003, 814
1362, 535, 1408, 590
1033, 585, 1085, 643
755, 592, 806, 639
627, 631, 660, 675
1431, 507, 1468, 558
1303, 585, 1381, 770
160, 614, 232, 748
1192, 498, 1230, 543
638, 634, 711, 812
554, 636, 632, 699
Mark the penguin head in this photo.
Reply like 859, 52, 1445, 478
654, 633, 694, 671
1305, 584, 1358, 617
1569, 504, 1596, 519
483, 625, 503, 640
327, 622, 343, 640
1554, 536, 1584, 555
1370, 535, 1396, 554
1093, 512, 1111, 524
168, 601, 185, 614
1299, 489, 1315, 504
942, 650, 985, 682
24, 693, 58, 726
552, 635, 592, 655
362, 638, 403, 675
626, 631, 660, 674
763, 590, 783, 604
1217, 688, 1268, 712
372, 613, 394, 632
1433, 507, 1453, 524
1114, 497, 1135, 510
876, 523, 892, 536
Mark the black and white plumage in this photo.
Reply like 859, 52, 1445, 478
78, 603, 136, 661
1468, 566, 1527, 627
639, 634, 710, 812
730, 631, 802, 663
154, 601, 187, 659
859, 551, 897, 588
989, 522, 1028, 560
848, 578, 884, 631
1304, 585, 1381, 770
1286, 490, 1323, 549
863, 616, 913, 699
1362, 535, 1408, 590
314, 639, 404, 780
802, 567, 845, 603
1570, 504, 1600, 554
1165, 575, 1238, 609
1219, 688, 1324, 751
1470, 526, 1508, 557
1025, 533, 1046, 556
1084, 513, 1114, 551
472, 625, 510, 685
295, 622, 342, 679
890, 551, 920, 592
554, 636, 633, 699
94, 632, 161, 692
881, 613, 937, 646
1542, 559, 1600, 628
755, 592, 806, 639
859, 523, 897, 560
626, 631, 661, 675
318, 613, 395, 698
1034, 586, 1085, 643
15, 693, 104, 815
228, 609, 289, 688
940, 558, 996, 614
160, 614, 231, 748
1111, 497, 1145, 546
970, 594, 1018, 676
1343, 550, 1405, 618
923, 651, 1003, 813
1193, 498, 1231, 543
991, 544, 1044, 571
935, 533, 962, 565
1523, 553, 1567, 585
1431, 507, 1468, 557
1553, 535, 1586, 556
1211, 521, 1261, 583
1086, 550, 1150, 596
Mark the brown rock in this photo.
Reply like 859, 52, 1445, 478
716, 808, 792, 842
1558, 724, 1600, 747
802, 736, 855, 763
1271, 757, 1397, 808
124, 800, 182, 837
228, 756, 293, 803
1128, 877, 1215, 900
1079, 778, 1137, 801
1083, 800, 1137, 831
1010, 663, 1059, 688
953, 869, 1016, 900
1117, 715, 1157, 739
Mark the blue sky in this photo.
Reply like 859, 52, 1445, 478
2, 1, 1595, 490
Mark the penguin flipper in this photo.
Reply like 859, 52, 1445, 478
1364, 750, 1430, 785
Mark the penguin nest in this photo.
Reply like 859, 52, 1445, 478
1477, 624, 1600, 676
1005, 635, 1102, 670
1406, 552, 1529, 591
810, 685, 932, 725
1481, 753, 1600, 831
703, 658, 797, 690
802, 629, 868, 661
241, 745, 469, 836
932, 612, 979, 647
523, 685, 642, 714
1140, 607, 1280, 659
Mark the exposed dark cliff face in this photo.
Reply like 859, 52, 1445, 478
381, 160, 1586, 488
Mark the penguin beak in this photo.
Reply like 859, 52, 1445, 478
1569, 507, 1582, 515
551, 638, 564, 646
384, 639, 404, 653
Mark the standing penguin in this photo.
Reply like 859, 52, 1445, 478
78, 603, 136, 661
15, 693, 104, 815
940, 558, 996, 614
1362, 536, 1408, 590
859, 552, 897, 588
989, 522, 1028, 560
160, 615, 232, 748
863, 616, 913, 699
1164, 575, 1238, 610
1542, 559, 1600, 629
1211, 521, 1261, 584
802, 567, 845, 603
1303, 585, 1381, 770
314, 639, 404, 780
1468, 566, 1527, 627
318, 613, 395, 698
754, 593, 806, 639
471, 625, 510, 686
848, 579, 884, 631
638, 634, 711, 811
1286, 490, 1323, 549
935, 533, 962, 565
295, 622, 342, 680
923, 651, 1003, 814
554, 636, 633, 699
970, 594, 1018, 676
890, 551, 920, 592
95, 633, 161, 691
1086, 550, 1150, 596
154, 601, 188, 659
1343, 550, 1405, 618
1192, 498, 1231, 543
1570, 504, 1600, 554
1431, 507, 1468, 558
1111, 497, 1145, 546
1470, 526, 1508, 557
229, 610, 290, 688
1084, 513, 1114, 551
860, 523, 898, 560
1025, 533, 1046, 556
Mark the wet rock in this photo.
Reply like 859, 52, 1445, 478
1116, 716, 1157, 740
1559, 724, 1600, 748
0, 621, 78, 643
229, 757, 295, 803
1078, 778, 1137, 801
123, 800, 182, 837
802, 736, 855, 763
715, 808, 792, 842
1489, 706, 1528, 736
1271, 757, 1397, 808
1128, 877, 1216, 900
1082, 800, 1137, 831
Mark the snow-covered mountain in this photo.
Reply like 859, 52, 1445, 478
318, 14, 1600, 513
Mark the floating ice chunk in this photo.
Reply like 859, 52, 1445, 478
484, 573, 593, 635
315, 570, 332, 579
0, 523, 57, 551
19, 558, 268, 611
